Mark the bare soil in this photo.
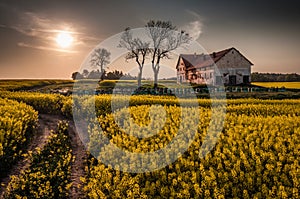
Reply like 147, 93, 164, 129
0, 114, 88, 199
67, 120, 88, 199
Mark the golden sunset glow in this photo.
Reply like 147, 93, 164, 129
56, 32, 73, 48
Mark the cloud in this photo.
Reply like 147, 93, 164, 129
12, 12, 77, 39
8, 12, 98, 51
181, 20, 202, 41
18, 42, 78, 54
180, 10, 203, 41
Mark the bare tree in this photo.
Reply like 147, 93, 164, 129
118, 27, 150, 87
90, 48, 111, 80
146, 20, 191, 88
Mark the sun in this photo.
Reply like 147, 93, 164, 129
56, 32, 73, 48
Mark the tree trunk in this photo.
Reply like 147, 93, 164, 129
152, 55, 160, 89
154, 69, 159, 89
100, 67, 104, 81
138, 69, 142, 87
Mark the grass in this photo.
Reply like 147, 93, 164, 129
0, 79, 74, 91
97, 80, 199, 89
252, 82, 300, 89
1, 79, 299, 97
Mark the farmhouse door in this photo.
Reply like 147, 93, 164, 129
229, 75, 236, 85
243, 75, 250, 84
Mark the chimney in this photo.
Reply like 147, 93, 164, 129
212, 52, 216, 58
194, 52, 197, 58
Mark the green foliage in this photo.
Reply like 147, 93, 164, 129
99, 80, 116, 88
251, 72, 300, 82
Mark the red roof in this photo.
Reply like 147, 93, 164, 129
177, 47, 253, 70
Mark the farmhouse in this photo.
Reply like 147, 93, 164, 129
176, 47, 253, 86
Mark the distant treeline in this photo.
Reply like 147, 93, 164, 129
72, 71, 300, 82
251, 72, 300, 82
71, 69, 138, 80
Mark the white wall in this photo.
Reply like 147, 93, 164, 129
177, 58, 187, 83
177, 48, 253, 85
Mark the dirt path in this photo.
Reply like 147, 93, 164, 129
0, 114, 88, 198
67, 120, 88, 199
0, 114, 63, 197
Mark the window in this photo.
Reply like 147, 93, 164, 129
229, 75, 237, 85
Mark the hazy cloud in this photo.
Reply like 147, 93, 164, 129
18, 42, 78, 53
181, 20, 202, 40
12, 12, 77, 40
9, 12, 98, 52
180, 10, 203, 40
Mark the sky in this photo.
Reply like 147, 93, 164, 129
0, 0, 299, 79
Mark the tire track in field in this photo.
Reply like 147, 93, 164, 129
67, 120, 88, 199
0, 114, 62, 198
0, 114, 88, 199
